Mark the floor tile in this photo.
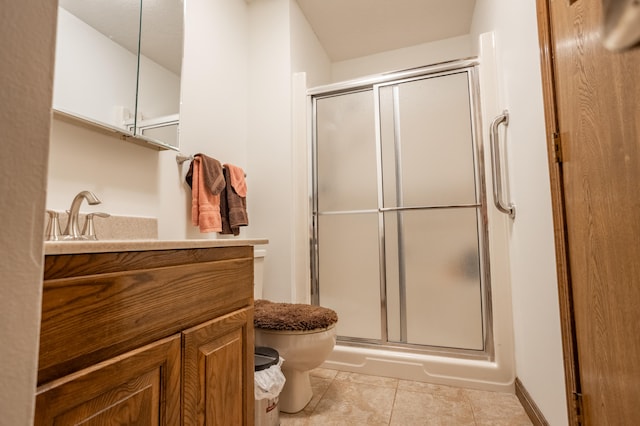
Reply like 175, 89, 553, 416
334, 371, 399, 389
278, 415, 310, 426
308, 379, 396, 425
464, 389, 533, 426
390, 388, 475, 426
280, 376, 332, 425
310, 367, 339, 380
279, 368, 535, 426
398, 380, 468, 399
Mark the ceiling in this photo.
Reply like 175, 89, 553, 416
58, 0, 476, 75
295, 0, 477, 61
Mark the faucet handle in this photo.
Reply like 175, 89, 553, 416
82, 212, 110, 240
45, 210, 62, 241
62, 210, 71, 235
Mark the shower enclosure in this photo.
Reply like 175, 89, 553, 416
310, 60, 492, 357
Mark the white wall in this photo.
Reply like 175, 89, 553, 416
289, 1, 331, 87
0, 1, 56, 423
47, 120, 160, 217
331, 35, 472, 82
158, 0, 251, 240
289, 1, 331, 302
244, 0, 332, 302
471, 1, 568, 424
245, 0, 293, 301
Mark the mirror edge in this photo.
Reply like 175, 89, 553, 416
53, 108, 180, 151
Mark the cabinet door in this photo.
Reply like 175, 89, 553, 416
35, 334, 181, 425
182, 307, 254, 426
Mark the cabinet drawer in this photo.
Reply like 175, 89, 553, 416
39, 255, 253, 385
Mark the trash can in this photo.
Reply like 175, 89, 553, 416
254, 346, 286, 426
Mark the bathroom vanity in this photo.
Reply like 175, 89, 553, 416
36, 239, 266, 425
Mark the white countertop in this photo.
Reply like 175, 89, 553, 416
44, 238, 269, 255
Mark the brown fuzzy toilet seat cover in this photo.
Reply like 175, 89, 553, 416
254, 299, 338, 331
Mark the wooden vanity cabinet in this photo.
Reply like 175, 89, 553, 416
35, 334, 182, 425
36, 245, 255, 425
182, 307, 253, 425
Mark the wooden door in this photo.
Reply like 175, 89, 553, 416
182, 307, 254, 426
35, 334, 181, 425
539, 0, 640, 424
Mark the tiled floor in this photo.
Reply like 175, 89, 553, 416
279, 368, 533, 426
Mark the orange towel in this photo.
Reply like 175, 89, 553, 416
224, 164, 247, 197
189, 155, 225, 233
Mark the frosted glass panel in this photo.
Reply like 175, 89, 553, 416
316, 91, 378, 212
382, 73, 477, 208
389, 208, 483, 349
318, 213, 381, 340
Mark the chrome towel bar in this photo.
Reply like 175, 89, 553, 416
175, 153, 194, 164
489, 110, 516, 219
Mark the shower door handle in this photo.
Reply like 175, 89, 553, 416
489, 110, 516, 219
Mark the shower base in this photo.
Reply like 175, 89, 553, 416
321, 342, 514, 393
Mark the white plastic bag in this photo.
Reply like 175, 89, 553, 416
254, 357, 286, 400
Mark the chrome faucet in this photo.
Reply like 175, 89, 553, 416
63, 190, 101, 240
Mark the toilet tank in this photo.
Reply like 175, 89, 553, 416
254, 248, 266, 300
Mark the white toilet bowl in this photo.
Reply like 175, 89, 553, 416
253, 299, 338, 413
252, 251, 338, 413
255, 324, 337, 413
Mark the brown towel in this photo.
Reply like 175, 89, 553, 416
220, 164, 248, 235
186, 154, 225, 233
186, 154, 226, 194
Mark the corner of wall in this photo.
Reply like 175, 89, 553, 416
469, 2, 568, 424
1, 1, 57, 424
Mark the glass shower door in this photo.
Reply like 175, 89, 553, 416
313, 67, 488, 352
315, 89, 382, 340
380, 72, 484, 350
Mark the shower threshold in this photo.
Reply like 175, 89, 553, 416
322, 339, 513, 393
335, 337, 492, 362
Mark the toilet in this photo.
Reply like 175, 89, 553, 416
253, 250, 338, 413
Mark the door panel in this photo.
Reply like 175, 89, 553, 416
546, 0, 640, 423
402, 209, 482, 349
316, 90, 378, 212
384, 208, 483, 349
318, 213, 382, 340
380, 73, 477, 208
314, 69, 487, 351
182, 308, 254, 426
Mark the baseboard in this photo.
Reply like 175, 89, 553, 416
515, 377, 549, 426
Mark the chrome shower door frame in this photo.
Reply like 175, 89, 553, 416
309, 59, 494, 360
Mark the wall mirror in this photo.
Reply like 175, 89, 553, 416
53, 0, 184, 150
